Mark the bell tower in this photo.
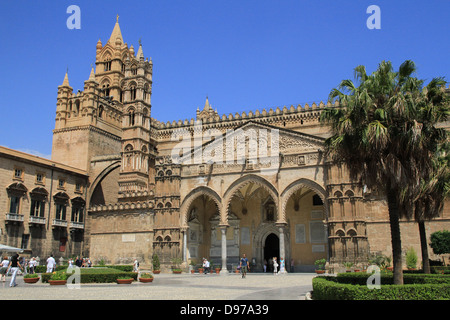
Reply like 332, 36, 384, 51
118, 38, 155, 198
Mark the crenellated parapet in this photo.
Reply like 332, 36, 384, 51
151, 100, 340, 140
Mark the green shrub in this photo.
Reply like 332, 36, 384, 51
313, 274, 450, 300
312, 276, 450, 300
139, 272, 153, 279
430, 230, 450, 255
152, 254, 160, 270
35, 264, 133, 274
41, 268, 137, 283
333, 272, 450, 285
406, 247, 418, 269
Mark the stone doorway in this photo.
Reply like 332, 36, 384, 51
264, 233, 279, 273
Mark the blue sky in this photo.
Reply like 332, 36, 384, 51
0, 0, 449, 158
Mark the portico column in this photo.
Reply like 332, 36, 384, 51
219, 225, 229, 275
181, 227, 188, 262
277, 223, 287, 273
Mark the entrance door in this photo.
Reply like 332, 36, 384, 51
264, 233, 279, 272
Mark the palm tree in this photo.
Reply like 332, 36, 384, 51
320, 60, 448, 284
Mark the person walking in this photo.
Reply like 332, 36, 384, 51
240, 253, 250, 278
29, 257, 36, 274
133, 259, 139, 272
272, 257, 278, 275
46, 254, 56, 273
0, 256, 9, 282
8, 254, 23, 287
279, 257, 286, 274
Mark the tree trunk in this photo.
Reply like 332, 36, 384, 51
418, 220, 431, 274
387, 190, 404, 285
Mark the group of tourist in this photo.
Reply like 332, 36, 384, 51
262, 257, 287, 274
0, 254, 24, 287
68, 256, 92, 270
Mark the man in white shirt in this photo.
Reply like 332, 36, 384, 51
46, 254, 56, 273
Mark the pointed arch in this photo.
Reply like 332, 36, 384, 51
223, 174, 278, 223
180, 186, 222, 226
280, 178, 328, 221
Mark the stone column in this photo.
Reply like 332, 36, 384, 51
182, 228, 187, 262
219, 225, 229, 275
277, 223, 287, 273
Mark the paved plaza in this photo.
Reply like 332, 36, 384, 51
0, 271, 315, 300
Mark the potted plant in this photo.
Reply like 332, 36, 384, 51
23, 273, 40, 284
314, 259, 326, 274
116, 276, 134, 284
343, 262, 354, 272
189, 259, 196, 274
49, 271, 67, 285
406, 247, 418, 270
152, 254, 160, 274
198, 266, 204, 274
139, 273, 154, 283
214, 265, 221, 274
171, 257, 182, 274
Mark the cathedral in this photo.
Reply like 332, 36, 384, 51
1, 18, 449, 272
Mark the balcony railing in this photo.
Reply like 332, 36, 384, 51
52, 219, 68, 228
70, 221, 84, 229
5, 213, 24, 222
29, 216, 46, 225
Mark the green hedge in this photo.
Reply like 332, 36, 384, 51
312, 276, 450, 300
41, 268, 138, 283
34, 264, 133, 274
333, 272, 450, 285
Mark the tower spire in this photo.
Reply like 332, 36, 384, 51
108, 14, 123, 44
62, 71, 70, 87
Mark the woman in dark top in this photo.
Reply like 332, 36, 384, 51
8, 254, 22, 287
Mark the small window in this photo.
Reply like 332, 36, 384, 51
36, 173, 45, 184
75, 183, 82, 193
58, 179, 66, 189
13, 168, 23, 180
21, 234, 30, 249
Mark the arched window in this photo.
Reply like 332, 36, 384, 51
104, 58, 112, 71
98, 105, 104, 118
127, 108, 135, 126
75, 100, 80, 115
125, 144, 134, 152
7, 183, 27, 214
54, 192, 70, 221
71, 197, 85, 223
102, 83, 110, 97
130, 85, 137, 101
142, 108, 148, 127
30, 187, 48, 218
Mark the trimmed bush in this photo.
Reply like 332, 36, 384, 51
35, 264, 133, 274
312, 276, 450, 300
312, 275, 450, 300
333, 272, 450, 285
41, 268, 137, 283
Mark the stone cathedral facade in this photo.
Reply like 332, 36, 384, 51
1, 19, 449, 272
